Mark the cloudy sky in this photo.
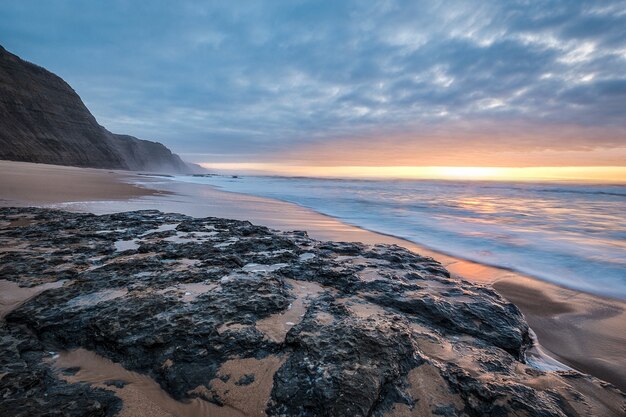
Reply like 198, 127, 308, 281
1, 0, 626, 171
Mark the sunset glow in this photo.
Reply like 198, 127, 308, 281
200, 164, 626, 183
4, 2, 625, 170
3, 1, 626, 407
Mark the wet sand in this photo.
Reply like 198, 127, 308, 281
52, 348, 248, 417
1, 161, 625, 391
0, 160, 162, 205
255, 279, 327, 343
0, 279, 66, 319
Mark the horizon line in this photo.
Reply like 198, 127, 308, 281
196, 164, 626, 183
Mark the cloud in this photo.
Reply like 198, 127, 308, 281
1, 0, 625, 165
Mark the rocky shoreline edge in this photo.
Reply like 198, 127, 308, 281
1, 207, 624, 416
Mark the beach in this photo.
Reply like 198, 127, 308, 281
0, 160, 163, 204
1, 160, 625, 392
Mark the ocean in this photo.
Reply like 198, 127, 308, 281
172, 175, 626, 299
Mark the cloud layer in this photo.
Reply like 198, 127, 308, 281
1, 0, 625, 165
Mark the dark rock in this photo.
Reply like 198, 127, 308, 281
104, 380, 128, 388
0, 207, 624, 417
234, 374, 255, 386
0, 326, 121, 417
61, 366, 81, 376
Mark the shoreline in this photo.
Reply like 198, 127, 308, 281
173, 175, 626, 301
150, 179, 626, 390
1, 160, 624, 391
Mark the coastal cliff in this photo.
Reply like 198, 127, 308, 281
0, 208, 624, 417
0, 45, 190, 173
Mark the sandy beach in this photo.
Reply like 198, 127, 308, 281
0, 160, 163, 205
1, 160, 625, 392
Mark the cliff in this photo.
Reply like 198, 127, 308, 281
0, 45, 191, 173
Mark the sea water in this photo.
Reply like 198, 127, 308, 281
173, 175, 626, 299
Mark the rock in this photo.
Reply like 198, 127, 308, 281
0, 207, 624, 417
0, 326, 121, 417
104, 380, 128, 388
235, 374, 255, 386
0, 45, 195, 173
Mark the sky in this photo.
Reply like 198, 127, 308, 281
1, 1, 626, 179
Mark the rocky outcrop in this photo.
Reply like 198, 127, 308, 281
0, 45, 191, 173
0, 208, 624, 417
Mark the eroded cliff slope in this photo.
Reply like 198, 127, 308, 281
0, 45, 189, 173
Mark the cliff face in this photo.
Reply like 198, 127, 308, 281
109, 134, 189, 173
0, 45, 190, 173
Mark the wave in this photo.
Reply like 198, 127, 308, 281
172, 175, 626, 299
